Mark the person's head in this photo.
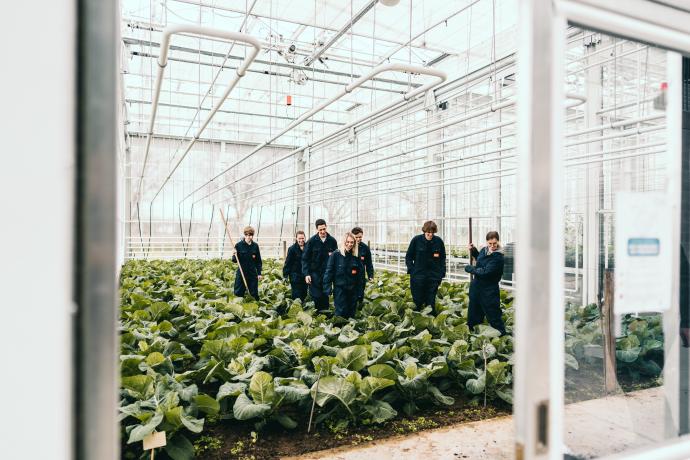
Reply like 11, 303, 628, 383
243, 226, 255, 243
351, 227, 364, 243
422, 221, 438, 241
315, 219, 327, 238
485, 231, 500, 252
340, 232, 358, 256
295, 230, 306, 246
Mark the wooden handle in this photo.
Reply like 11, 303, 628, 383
219, 209, 249, 292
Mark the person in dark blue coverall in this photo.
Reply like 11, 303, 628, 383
465, 231, 506, 335
302, 219, 338, 311
232, 226, 262, 299
283, 230, 307, 301
351, 227, 374, 302
405, 220, 446, 309
323, 232, 364, 318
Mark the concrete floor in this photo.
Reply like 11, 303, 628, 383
283, 387, 667, 460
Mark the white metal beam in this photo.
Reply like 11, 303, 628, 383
186, 63, 447, 205
515, 1, 565, 459
135, 26, 261, 202
303, 0, 378, 67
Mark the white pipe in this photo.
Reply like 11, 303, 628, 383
277, 166, 518, 207
168, 0, 453, 54
565, 39, 627, 65
377, 0, 482, 63
219, 122, 516, 204
278, 144, 516, 203
211, 103, 516, 203
557, 0, 690, 55
567, 45, 646, 75
596, 96, 655, 115
271, 139, 664, 205
278, 142, 664, 208
185, 63, 447, 204
566, 113, 664, 138
303, 0, 378, 67
565, 123, 665, 147
253, 140, 667, 207
306, 139, 666, 201
135, 25, 261, 200
209, 91, 586, 205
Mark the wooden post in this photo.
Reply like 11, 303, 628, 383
602, 269, 618, 393
283, 240, 287, 259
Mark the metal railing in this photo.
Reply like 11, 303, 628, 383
125, 236, 289, 260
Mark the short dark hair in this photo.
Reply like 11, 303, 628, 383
295, 230, 305, 237
351, 226, 363, 235
422, 220, 438, 233
315, 218, 326, 228
486, 231, 500, 241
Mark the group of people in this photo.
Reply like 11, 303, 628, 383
231, 218, 507, 335
281, 220, 374, 318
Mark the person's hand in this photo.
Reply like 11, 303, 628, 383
468, 243, 475, 251
681, 328, 690, 348
257, 275, 262, 281
305, 275, 312, 284
464, 265, 475, 273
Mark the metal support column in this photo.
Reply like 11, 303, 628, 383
680, 56, 690, 435
301, 149, 312, 232
515, 0, 565, 458
582, 34, 604, 305
664, 51, 685, 439
426, 102, 445, 233
75, 0, 119, 459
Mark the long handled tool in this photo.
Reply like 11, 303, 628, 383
219, 208, 249, 293
469, 217, 475, 280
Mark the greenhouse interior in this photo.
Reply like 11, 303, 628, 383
4, 0, 690, 459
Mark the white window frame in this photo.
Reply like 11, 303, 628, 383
516, 1, 688, 459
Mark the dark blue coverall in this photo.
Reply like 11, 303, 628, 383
301, 232, 338, 310
232, 240, 262, 299
405, 234, 446, 309
465, 246, 505, 335
356, 241, 375, 302
283, 242, 307, 301
323, 250, 364, 318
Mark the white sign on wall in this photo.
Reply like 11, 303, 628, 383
614, 191, 672, 314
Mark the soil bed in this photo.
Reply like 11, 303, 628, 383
565, 362, 661, 404
191, 366, 659, 459
195, 389, 511, 460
